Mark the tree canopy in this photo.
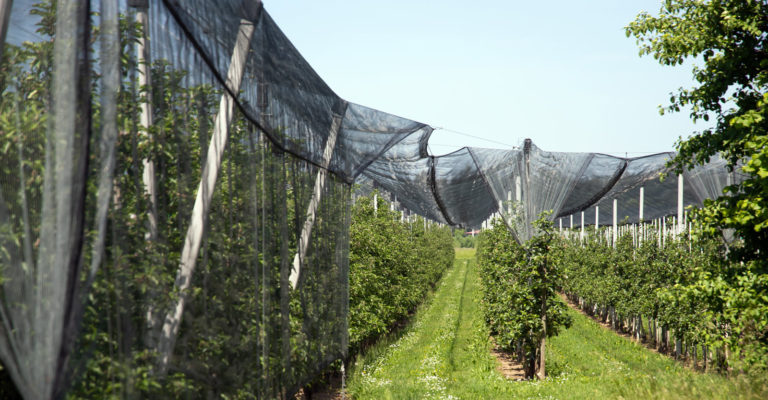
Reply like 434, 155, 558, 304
626, 0, 768, 258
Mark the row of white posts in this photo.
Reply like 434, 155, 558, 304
481, 176, 522, 230
351, 192, 446, 229
556, 174, 688, 248
479, 174, 689, 248
561, 174, 706, 364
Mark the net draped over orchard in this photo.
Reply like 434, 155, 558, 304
0, 0, 739, 398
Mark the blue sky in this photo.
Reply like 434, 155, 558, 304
265, 0, 709, 157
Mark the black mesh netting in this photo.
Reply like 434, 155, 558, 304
0, 0, 742, 398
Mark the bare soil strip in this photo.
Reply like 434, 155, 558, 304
489, 342, 526, 381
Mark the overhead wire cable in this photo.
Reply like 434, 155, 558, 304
432, 127, 519, 149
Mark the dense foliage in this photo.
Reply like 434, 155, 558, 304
348, 193, 454, 351
627, 2, 768, 334
0, 3, 357, 398
476, 215, 571, 379
557, 226, 768, 376
452, 229, 476, 248
627, 0, 768, 253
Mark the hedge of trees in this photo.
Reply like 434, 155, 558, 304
555, 226, 768, 376
348, 193, 454, 352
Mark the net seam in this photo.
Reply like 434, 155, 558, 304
558, 159, 629, 217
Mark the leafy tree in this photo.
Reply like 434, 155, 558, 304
627, 0, 768, 374
477, 213, 571, 379
626, 0, 768, 257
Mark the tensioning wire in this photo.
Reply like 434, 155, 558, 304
432, 127, 519, 149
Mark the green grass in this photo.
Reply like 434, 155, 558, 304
346, 248, 768, 399
453, 247, 476, 260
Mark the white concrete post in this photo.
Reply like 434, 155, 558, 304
657, 218, 662, 248
0, 0, 14, 60
678, 173, 684, 237
639, 187, 645, 245
289, 112, 343, 288
612, 199, 618, 248
157, 20, 256, 371
136, 5, 158, 240
595, 205, 599, 229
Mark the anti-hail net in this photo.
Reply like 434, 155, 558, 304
0, 0, 742, 398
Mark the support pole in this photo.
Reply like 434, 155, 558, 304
0, 0, 13, 61
639, 186, 644, 245
580, 211, 584, 244
87, 0, 120, 285
612, 199, 617, 248
657, 218, 662, 248
132, 0, 163, 354
157, 19, 256, 371
595, 205, 599, 229
135, 3, 159, 240
677, 173, 684, 237
290, 112, 343, 288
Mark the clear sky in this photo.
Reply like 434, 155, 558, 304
265, 0, 709, 157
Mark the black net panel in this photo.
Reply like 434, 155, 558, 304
360, 157, 447, 224
362, 139, 739, 241
155, 0, 431, 182
433, 148, 497, 228
0, 0, 361, 398
557, 154, 627, 217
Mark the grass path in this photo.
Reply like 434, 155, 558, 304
346, 248, 767, 399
